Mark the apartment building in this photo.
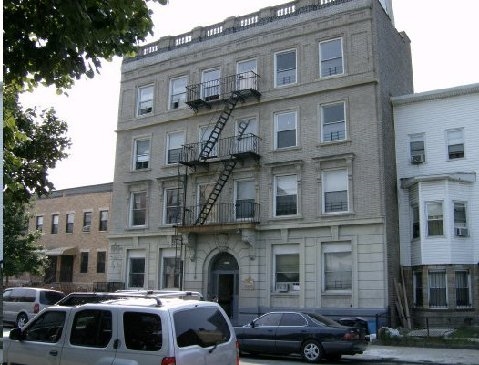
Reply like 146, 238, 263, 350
26, 183, 113, 292
109, 0, 412, 325
393, 84, 479, 326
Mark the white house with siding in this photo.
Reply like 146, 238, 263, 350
392, 83, 479, 326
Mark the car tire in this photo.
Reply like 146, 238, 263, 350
16, 312, 29, 328
301, 340, 323, 363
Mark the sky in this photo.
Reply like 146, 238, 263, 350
19, 0, 479, 190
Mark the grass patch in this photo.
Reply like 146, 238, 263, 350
449, 326, 479, 339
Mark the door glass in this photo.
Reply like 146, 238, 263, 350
24, 311, 66, 343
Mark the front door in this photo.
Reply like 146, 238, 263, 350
59, 255, 73, 282
210, 253, 239, 324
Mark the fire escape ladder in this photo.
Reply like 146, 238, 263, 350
198, 92, 242, 161
195, 119, 251, 225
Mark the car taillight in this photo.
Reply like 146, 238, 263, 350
33, 303, 40, 314
342, 331, 360, 340
236, 340, 240, 365
161, 357, 176, 365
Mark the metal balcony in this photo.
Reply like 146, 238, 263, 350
176, 202, 260, 232
179, 133, 260, 167
186, 71, 260, 111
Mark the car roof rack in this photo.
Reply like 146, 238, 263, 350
116, 290, 203, 306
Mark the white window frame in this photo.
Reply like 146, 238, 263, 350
129, 191, 148, 227
322, 169, 349, 214
322, 242, 352, 292
409, 133, 425, 164
169, 75, 188, 110
199, 125, 218, 157
274, 110, 297, 149
236, 59, 257, 90
453, 202, 468, 237
127, 250, 146, 289
166, 131, 184, 165
234, 179, 256, 220
321, 101, 346, 142
273, 245, 300, 292
66, 213, 75, 233
36, 215, 44, 231
164, 188, 182, 225
161, 255, 183, 289
201, 68, 221, 100
274, 174, 298, 217
320, 38, 344, 78
446, 128, 465, 160
274, 49, 297, 87
426, 201, 443, 237
137, 84, 154, 116
133, 138, 150, 170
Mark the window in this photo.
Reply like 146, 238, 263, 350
83, 212, 92, 232
274, 111, 297, 149
174, 307, 231, 348
201, 68, 220, 100
320, 38, 343, 77
97, 251, 106, 274
280, 313, 307, 327
36, 216, 44, 232
254, 312, 282, 327
134, 139, 150, 170
275, 254, 300, 290
169, 76, 187, 109
198, 183, 216, 223
410, 134, 425, 164
234, 117, 258, 154
200, 125, 217, 157
235, 180, 255, 219
124, 312, 162, 351
323, 243, 352, 291
129, 191, 147, 227
413, 271, 423, 307
128, 252, 146, 288
162, 257, 183, 288
167, 131, 184, 164
323, 169, 348, 213
137, 85, 154, 116
426, 202, 443, 236
274, 175, 297, 216
446, 128, 464, 159
455, 271, 470, 307
70, 309, 112, 348
66, 213, 74, 233
321, 102, 346, 142
454, 202, 468, 237
23, 311, 66, 343
51, 214, 59, 234
275, 49, 296, 86
428, 271, 447, 308
164, 188, 182, 224
236, 59, 257, 90
99, 210, 108, 231
80, 252, 89, 273
412, 205, 420, 239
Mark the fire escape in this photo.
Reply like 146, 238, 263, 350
176, 71, 262, 232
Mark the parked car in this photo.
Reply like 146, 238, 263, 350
4, 292, 239, 365
3, 287, 65, 327
235, 311, 368, 363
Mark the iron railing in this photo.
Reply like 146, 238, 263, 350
181, 202, 260, 226
180, 133, 260, 165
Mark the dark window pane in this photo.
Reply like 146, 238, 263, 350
276, 195, 297, 216
124, 312, 163, 351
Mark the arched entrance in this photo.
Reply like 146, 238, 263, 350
209, 252, 239, 324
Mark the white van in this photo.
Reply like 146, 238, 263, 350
3, 287, 65, 327
4, 294, 239, 365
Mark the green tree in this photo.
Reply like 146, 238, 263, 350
3, 0, 166, 91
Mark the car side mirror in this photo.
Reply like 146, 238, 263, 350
9, 327, 25, 341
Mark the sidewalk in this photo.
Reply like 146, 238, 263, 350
344, 344, 479, 364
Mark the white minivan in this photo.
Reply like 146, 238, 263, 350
4, 294, 239, 365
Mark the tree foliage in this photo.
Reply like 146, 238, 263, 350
3, 0, 163, 91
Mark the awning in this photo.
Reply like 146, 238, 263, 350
44, 246, 78, 256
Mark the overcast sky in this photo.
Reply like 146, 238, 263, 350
20, 0, 479, 190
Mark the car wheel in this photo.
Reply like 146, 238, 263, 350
16, 312, 29, 328
301, 340, 323, 363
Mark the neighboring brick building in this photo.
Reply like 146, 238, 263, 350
392, 84, 479, 326
109, 0, 412, 325
25, 183, 113, 292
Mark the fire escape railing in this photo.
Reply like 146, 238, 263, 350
181, 202, 260, 226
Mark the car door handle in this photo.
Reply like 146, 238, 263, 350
49, 350, 58, 356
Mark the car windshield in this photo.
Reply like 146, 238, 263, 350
306, 313, 341, 327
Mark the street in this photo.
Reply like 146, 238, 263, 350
239, 353, 402, 364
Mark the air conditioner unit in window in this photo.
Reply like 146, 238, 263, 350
411, 154, 424, 164
82, 225, 91, 232
275, 283, 290, 292
455, 227, 468, 237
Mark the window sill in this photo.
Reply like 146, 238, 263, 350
317, 138, 351, 147
321, 290, 352, 296
273, 146, 301, 153
126, 225, 148, 231
271, 291, 300, 296
318, 211, 353, 218
270, 214, 302, 221
131, 168, 151, 173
